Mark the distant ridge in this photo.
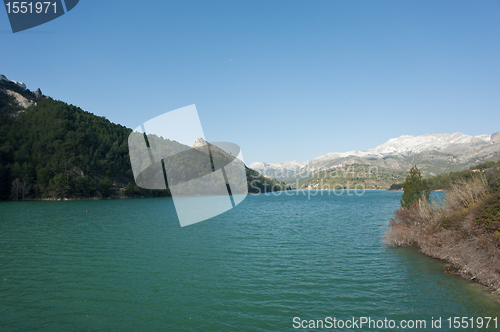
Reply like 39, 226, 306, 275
251, 132, 500, 181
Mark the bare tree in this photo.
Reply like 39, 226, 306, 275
20, 178, 31, 201
10, 178, 21, 201
10, 177, 32, 201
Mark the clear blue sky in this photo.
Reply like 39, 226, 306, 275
2, 0, 500, 165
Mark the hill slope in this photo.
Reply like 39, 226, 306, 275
0, 77, 285, 200
384, 164, 500, 293
0, 97, 135, 199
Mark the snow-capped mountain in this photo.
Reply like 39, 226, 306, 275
250, 160, 307, 172
371, 133, 491, 155
250, 132, 500, 181
313, 133, 490, 161
249, 161, 307, 180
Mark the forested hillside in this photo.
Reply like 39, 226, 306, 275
0, 98, 135, 199
389, 159, 500, 191
0, 90, 287, 200
297, 164, 406, 190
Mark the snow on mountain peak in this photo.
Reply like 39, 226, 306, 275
249, 160, 306, 171
369, 132, 490, 156
310, 132, 491, 163
250, 132, 495, 179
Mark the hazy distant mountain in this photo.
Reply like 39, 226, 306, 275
251, 132, 500, 181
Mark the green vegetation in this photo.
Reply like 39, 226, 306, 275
390, 159, 500, 191
474, 194, 500, 235
389, 183, 403, 190
0, 98, 137, 199
297, 164, 406, 190
384, 164, 500, 293
400, 165, 430, 208
246, 167, 290, 193
0, 89, 285, 200
0, 90, 23, 115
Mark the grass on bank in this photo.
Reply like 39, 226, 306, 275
384, 170, 500, 293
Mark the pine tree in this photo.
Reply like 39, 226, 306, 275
401, 165, 430, 208
124, 182, 135, 196
98, 177, 113, 197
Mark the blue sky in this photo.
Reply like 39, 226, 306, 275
2, 0, 500, 165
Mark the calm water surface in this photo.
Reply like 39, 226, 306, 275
1, 191, 499, 331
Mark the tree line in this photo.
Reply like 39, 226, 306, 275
0, 96, 288, 200
390, 159, 500, 191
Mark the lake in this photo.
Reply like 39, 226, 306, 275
1, 190, 499, 331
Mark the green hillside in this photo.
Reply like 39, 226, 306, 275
297, 164, 407, 190
0, 98, 136, 200
384, 162, 500, 292
0, 90, 286, 200
389, 159, 500, 191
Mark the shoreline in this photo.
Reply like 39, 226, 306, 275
3, 188, 398, 202
408, 245, 500, 303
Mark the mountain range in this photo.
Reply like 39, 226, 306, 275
250, 132, 500, 182
3, 73, 498, 194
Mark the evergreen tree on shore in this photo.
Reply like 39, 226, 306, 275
400, 165, 430, 208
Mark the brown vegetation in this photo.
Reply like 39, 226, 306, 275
384, 173, 500, 293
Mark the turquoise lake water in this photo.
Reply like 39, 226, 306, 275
1, 191, 499, 331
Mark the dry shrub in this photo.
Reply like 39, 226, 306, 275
441, 173, 488, 214
412, 173, 490, 230
382, 223, 413, 247
449, 175, 487, 201
384, 173, 500, 293
419, 232, 500, 292
383, 204, 423, 246
384, 173, 490, 241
